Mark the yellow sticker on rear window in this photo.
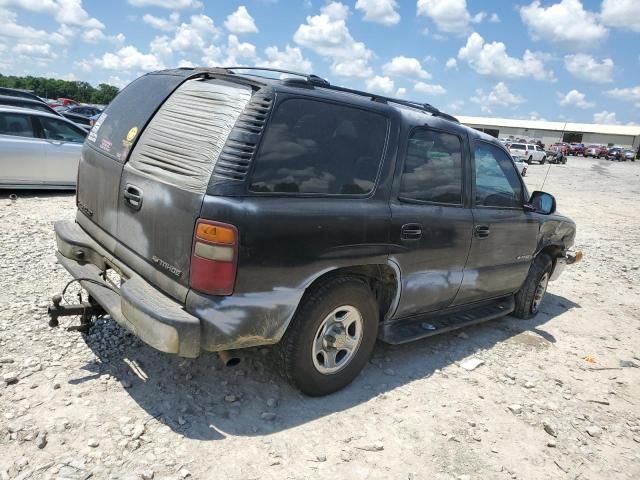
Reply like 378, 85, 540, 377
126, 126, 138, 142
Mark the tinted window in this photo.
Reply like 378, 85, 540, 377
510, 143, 526, 149
88, 73, 184, 162
0, 112, 34, 137
250, 99, 387, 194
399, 129, 463, 205
40, 117, 86, 143
474, 143, 523, 208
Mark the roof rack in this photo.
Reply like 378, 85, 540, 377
317, 83, 459, 123
223, 67, 330, 86
223, 66, 458, 123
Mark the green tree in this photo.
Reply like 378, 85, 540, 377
0, 73, 120, 105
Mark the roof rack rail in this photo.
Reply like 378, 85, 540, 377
316, 83, 459, 123
223, 67, 458, 123
223, 66, 329, 86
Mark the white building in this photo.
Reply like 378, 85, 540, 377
458, 116, 640, 151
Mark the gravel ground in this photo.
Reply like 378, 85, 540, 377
1, 157, 639, 480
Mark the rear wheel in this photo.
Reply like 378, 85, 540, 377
514, 254, 553, 319
528, 155, 533, 164
278, 277, 379, 396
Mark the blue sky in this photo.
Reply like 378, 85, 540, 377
0, 0, 638, 124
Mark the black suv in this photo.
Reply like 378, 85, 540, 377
49, 67, 579, 396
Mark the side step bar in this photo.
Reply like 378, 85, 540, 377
380, 295, 515, 344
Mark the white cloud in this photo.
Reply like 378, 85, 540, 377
83, 45, 165, 72
520, 0, 607, 48
0, 8, 67, 45
169, 14, 220, 53
414, 82, 446, 95
457, 32, 554, 81
471, 12, 485, 23
558, 89, 594, 109
355, 0, 400, 26
417, 0, 483, 34
445, 57, 457, 69
128, 0, 201, 8
293, 2, 373, 77
382, 56, 430, 79
564, 54, 614, 83
396, 87, 407, 97
593, 110, 618, 124
366, 75, 394, 95
224, 6, 258, 34
470, 82, 525, 113
259, 45, 312, 73
447, 99, 465, 112
143, 12, 180, 31
601, 0, 640, 32
489, 13, 500, 23
222, 34, 257, 66
0, 0, 104, 29
14, 43, 56, 59
605, 86, 640, 107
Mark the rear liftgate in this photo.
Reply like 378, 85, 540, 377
48, 76, 253, 335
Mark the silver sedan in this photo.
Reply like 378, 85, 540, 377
0, 106, 86, 189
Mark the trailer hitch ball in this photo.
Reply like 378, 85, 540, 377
48, 295, 63, 327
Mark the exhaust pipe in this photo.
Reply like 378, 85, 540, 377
218, 350, 241, 367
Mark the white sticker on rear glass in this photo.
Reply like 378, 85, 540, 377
87, 112, 107, 143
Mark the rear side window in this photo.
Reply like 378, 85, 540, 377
399, 129, 463, 205
510, 143, 525, 149
0, 112, 34, 138
250, 99, 387, 195
87, 73, 185, 162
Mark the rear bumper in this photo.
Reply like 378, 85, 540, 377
54, 220, 201, 358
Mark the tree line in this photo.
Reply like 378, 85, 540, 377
0, 74, 120, 104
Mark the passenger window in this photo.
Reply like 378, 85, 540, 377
399, 129, 463, 205
0, 113, 34, 138
474, 143, 523, 208
250, 99, 387, 194
40, 117, 86, 143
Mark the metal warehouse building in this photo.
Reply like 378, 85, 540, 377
458, 116, 640, 151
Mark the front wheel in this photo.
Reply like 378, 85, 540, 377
278, 277, 379, 396
514, 254, 553, 319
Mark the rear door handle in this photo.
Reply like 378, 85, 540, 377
474, 225, 490, 238
123, 184, 143, 210
401, 223, 423, 240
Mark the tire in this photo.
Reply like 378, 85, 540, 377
514, 254, 553, 319
528, 156, 533, 164
541, 155, 546, 163
278, 276, 379, 396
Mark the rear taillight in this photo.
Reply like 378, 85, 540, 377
190, 219, 238, 296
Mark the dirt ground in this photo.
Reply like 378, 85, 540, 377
1, 157, 639, 480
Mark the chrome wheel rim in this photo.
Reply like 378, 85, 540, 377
532, 272, 549, 314
312, 305, 363, 375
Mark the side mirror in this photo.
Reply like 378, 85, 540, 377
526, 191, 556, 215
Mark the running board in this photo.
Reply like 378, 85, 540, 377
380, 295, 515, 344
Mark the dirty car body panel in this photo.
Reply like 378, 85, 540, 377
52, 67, 577, 359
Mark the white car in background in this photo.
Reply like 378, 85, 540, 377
508, 142, 547, 164
0, 106, 86, 189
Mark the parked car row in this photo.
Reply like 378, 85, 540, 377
0, 87, 102, 130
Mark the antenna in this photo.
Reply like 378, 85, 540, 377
540, 120, 567, 192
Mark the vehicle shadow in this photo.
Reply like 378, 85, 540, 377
72, 291, 580, 441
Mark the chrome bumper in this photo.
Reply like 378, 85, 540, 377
550, 251, 583, 281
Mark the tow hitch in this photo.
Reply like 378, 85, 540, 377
47, 293, 105, 333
